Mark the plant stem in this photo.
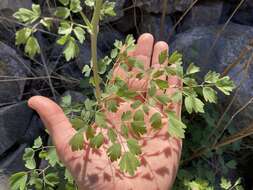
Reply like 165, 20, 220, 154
90, 0, 103, 103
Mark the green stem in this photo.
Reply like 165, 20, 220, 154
90, 0, 103, 103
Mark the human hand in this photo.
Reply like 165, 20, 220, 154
28, 33, 182, 190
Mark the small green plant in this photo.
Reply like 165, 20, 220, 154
9, 0, 236, 189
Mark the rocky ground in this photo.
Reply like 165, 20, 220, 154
0, 0, 253, 189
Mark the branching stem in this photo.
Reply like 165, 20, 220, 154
90, 0, 103, 103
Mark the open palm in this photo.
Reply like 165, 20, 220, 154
29, 33, 182, 190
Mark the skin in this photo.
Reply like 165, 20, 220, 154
28, 33, 182, 190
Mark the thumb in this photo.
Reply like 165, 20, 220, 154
28, 96, 76, 156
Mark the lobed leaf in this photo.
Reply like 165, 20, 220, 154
119, 152, 140, 176
90, 133, 104, 149
9, 172, 28, 190
69, 131, 84, 151
127, 139, 141, 155
107, 143, 121, 161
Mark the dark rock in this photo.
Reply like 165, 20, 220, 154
0, 0, 32, 12
231, 0, 253, 26
0, 172, 8, 190
0, 42, 31, 105
0, 144, 27, 173
180, 0, 223, 32
139, 13, 174, 41
98, 26, 125, 53
0, 102, 44, 155
58, 61, 83, 90
112, 8, 138, 33
136, 0, 193, 14
76, 42, 104, 71
0, 101, 45, 189
170, 23, 253, 125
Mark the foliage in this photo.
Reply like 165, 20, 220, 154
9, 137, 76, 190
10, 0, 237, 189
173, 104, 244, 189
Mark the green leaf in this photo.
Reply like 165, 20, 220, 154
55, 7, 70, 19
33, 136, 42, 149
29, 176, 43, 189
159, 50, 168, 64
107, 143, 121, 161
25, 36, 40, 58
128, 57, 144, 70
64, 169, 74, 183
150, 112, 162, 129
59, 0, 70, 6
119, 152, 140, 176
95, 112, 107, 128
71, 118, 87, 130
61, 94, 71, 106
70, 0, 82, 13
108, 128, 117, 143
69, 131, 84, 151
156, 94, 170, 105
155, 79, 169, 89
57, 34, 69, 45
101, 1, 116, 17
121, 111, 132, 121
63, 37, 79, 61
184, 96, 205, 114
39, 150, 48, 159
142, 104, 149, 115
9, 172, 28, 190
107, 100, 118, 112
168, 112, 186, 138
171, 91, 182, 103
121, 124, 129, 138
152, 70, 164, 78
45, 172, 59, 187
32, 4, 41, 15
226, 160, 237, 169
98, 56, 112, 74
90, 133, 104, 149
117, 87, 138, 99
148, 82, 157, 97
131, 121, 146, 136
186, 63, 200, 75
86, 126, 95, 140
131, 100, 142, 109
216, 76, 235, 95
85, 0, 95, 7
168, 51, 182, 65
166, 65, 183, 77
204, 71, 220, 83
82, 65, 91, 77
203, 87, 217, 103
125, 34, 136, 51
134, 110, 144, 121
13, 4, 41, 23
220, 178, 232, 189
58, 21, 72, 35
110, 48, 118, 59
46, 148, 60, 167
127, 139, 141, 155
183, 77, 198, 86
73, 27, 85, 44
15, 28, 32, 45
40, 18, 52, 30
23, 148, 36, 169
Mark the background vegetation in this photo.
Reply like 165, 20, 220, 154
0, 0, 253, 189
